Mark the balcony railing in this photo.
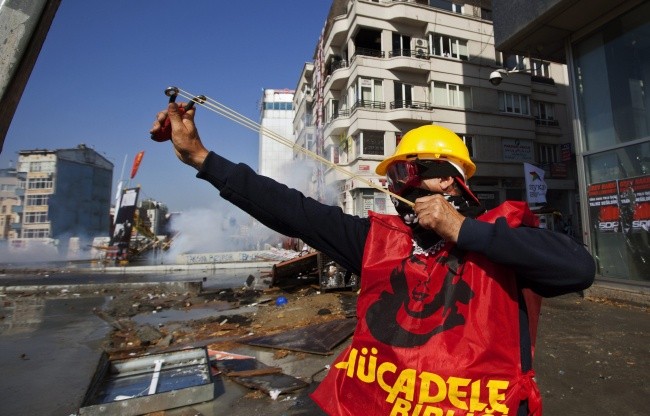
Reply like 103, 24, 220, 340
332, 109, 351, 120
388, 49, 430, 59
353, 48, 384, 59
535, 117, 560, 127
331, 60, 349, 72
390, 100, 433, 110
352, 100, 386, 111
531, 75, 555, 85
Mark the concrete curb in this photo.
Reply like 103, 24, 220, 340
79, 261, 277, 274
0, 280, 203, 295
585, 280, 650, 308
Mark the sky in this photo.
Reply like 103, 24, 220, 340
1, 1, 332, 212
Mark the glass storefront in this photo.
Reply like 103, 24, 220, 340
573, 2, 650, 281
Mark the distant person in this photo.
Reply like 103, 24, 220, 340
151, 102, 595, 416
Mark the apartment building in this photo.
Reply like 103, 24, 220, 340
294, 0, 577, 230
0, 168, 19, 240
13, 144, 113, 252
258, 88, 296, 184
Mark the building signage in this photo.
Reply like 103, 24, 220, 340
502, 139, 533, 162
550, 162, 568, 178
588, 175, 650, 233
560, 143, 572, 162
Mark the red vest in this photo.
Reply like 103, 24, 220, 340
311, 201, 542, 416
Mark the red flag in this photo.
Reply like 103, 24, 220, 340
130, 151, 145, 179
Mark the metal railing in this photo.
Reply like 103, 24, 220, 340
535, 118, 560, 127
390, 100, 432, 110
331, 60, 349, 72
388, 49, 430, 59
352, 100, 386, 111
331, 109, 351, 120
353, 48, 384, 58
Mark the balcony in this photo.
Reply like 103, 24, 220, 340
11, 205, 23, 214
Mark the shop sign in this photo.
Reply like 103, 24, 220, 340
502, 139, 533, 162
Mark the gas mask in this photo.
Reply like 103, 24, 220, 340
386, 159, 484, 248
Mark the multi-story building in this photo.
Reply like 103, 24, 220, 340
258, 88, 296, 184
0, 168, 19, 240
295, 0, 577, 230
491, 0, 649, 283
13, 144, 113, 252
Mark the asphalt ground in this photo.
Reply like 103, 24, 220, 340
0, 274, 648, 416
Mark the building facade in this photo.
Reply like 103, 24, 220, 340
0, 168, 19, 240
13, 144, 113, 252
258, 88, 296, 183
295, 0, 578, 228
492, 0, 649, 282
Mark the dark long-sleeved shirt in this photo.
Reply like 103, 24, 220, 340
197, 151, 595, 298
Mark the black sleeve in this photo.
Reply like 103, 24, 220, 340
196, 151, 369, 275
457, 217, 595, 297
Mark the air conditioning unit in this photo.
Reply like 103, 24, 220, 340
412, 38, 428, 49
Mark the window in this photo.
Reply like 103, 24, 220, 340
503, 54, 527, 70
25, 212, 49, 224
353, 78, 384, 109
431, 34, 469, 60
305, 134, 315, 151
538, 144, 558, 164
27, 177, 53, 189
0, 184, 16, 192
534, 101, 558, 126
327, 99, 339, 122
498, 91, 530, 115
393, 82, 413, 108
531, 59, 551, 78
391, 33, 411, 57
429, 0, 462, 14
481, 8, 493, 20
433, 82, 472, 108
26, 194, 49, 206
19, 160, 55, 173
325, 144, 340, 164
264, 102, 293, 110
22, 228, 49, 238
396, 132, 403, 147
354, 131, 385, 158
356, 190, 385, 218
459, 134, 474, 158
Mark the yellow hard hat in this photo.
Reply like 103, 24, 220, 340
376, 125, 476, 178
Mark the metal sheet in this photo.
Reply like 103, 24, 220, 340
243, 318, 356, 355
79, 347, 214, 416
213, 356, 307, 394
